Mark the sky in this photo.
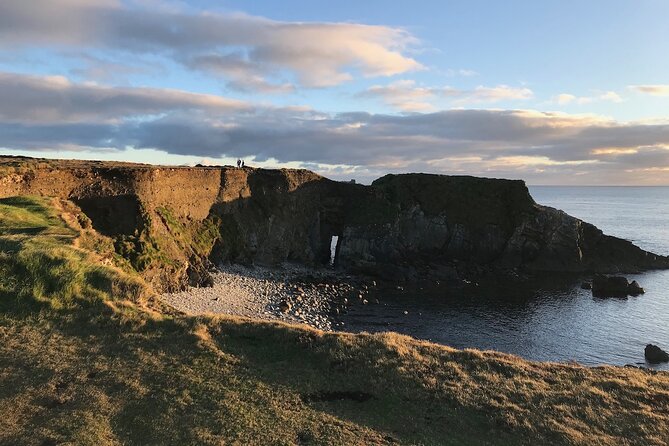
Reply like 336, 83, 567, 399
1, 0, 669, 184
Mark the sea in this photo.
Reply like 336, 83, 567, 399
338, 187, 669, 371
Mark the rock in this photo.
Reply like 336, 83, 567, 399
628, 280, 645, 296
592, 275, 644, 297
279, 300, 291, 313
644, 344, 669, 363
581, 282, 592, 290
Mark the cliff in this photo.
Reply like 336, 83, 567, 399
1, 156, 667, 291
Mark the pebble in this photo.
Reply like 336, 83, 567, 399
160, 263, 369, 332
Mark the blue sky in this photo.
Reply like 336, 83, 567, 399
1, 0, 668, 184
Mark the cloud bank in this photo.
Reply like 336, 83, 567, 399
2, 71, 669, 185
0, 71, 250, 123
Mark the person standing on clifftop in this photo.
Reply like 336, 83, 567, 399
241, 160, 245, 168
236, 159, 241, 168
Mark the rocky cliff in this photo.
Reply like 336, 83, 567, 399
1, 156, 667, 291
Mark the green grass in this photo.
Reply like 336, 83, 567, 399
0, 196, 147, 313
1, 196, 668, 445
156, 205, 221, 258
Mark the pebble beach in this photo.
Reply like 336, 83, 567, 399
160, 263, 377, 331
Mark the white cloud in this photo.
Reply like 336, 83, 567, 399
551, 91, 623, 105
445, 68, 478, 77
463, 85, 534, 103
554, 94, 577, 105
359, 80, 436, 111
0, 1, 422, 89
599, 91, 623, 102
628, 85, 669, 96
360, 82, 533, 110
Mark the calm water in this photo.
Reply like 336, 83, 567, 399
339, 187, 669, 370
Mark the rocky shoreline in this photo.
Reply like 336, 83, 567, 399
161, 263, 378, 331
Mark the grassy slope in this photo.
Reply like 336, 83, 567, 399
1, 197, 668, 446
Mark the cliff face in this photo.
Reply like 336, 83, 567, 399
335, 174, 669, 279
1, 156, 667, 291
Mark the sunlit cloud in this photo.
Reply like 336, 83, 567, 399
628, 84, 669, 97
0, 1, 422, 90
360, 81, 533, 110
358, 80, 436, 111
462, 85, 534, 103
0, 71, 251, 123
493, 156, 599, 167
551, 91, 623, 105
591, 148, 639, 155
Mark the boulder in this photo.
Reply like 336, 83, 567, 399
591, 275, 644, 297
279, 300, 291, 313
644, 344, 669, 363
628, 280, 645, 296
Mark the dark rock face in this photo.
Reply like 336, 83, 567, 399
591, 275, 645, 297
335, 174, 669, 279
645, 344, 669, 363
1, 156, 668, 291
628, 280, 645, 296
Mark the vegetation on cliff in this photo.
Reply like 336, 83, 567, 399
1, 196, 669, 445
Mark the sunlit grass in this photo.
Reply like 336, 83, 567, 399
0, 196, 147, 312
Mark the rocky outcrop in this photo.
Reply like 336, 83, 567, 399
591, 275, 645, 297
336, 174, 669, 279
645, 344, 669, 363
1, 156, 667, 291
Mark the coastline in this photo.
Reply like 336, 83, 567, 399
160, 262, 669, 372
2, 193, 669, 444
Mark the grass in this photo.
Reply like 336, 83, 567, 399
1, 196, 669, 445
156, 205, 221, 258
0, 197, 147, 313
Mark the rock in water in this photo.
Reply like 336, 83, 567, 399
591, 275, 644, 297
645, 344, 669, 363
628, 280, 645, 296
581, 282, 592, 290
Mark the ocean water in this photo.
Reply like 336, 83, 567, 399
339, 187, 669, 370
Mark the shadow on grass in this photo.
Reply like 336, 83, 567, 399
205, 319, 516, 445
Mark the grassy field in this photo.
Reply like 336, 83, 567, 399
1, 196, 669, 445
